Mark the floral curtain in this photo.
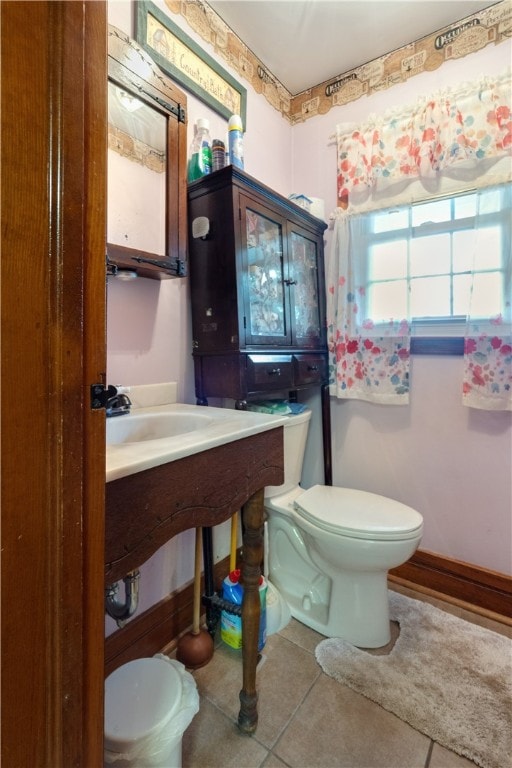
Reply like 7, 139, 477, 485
462, 185, 512, 411
328, 69, 512, 407
335, 69, 511, 212
327, 212, 411, 404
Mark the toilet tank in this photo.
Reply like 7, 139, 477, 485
264, 409, 311, 498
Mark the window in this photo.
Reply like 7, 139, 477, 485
364, 186, 511, 348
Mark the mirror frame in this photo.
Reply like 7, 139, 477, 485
107, 24, 188, 279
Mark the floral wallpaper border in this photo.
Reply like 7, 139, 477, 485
164, 0, 512, 124
108, 124, 166, 172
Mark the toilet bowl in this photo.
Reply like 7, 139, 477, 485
264, 410, 423, 648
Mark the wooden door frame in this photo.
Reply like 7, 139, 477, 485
1, 2, 107, 765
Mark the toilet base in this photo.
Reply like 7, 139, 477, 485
268, 513, 395, 648
273, 565, 391, 648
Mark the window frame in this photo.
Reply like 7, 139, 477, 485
362, 188, 510, 356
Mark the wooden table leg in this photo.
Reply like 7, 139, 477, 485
238, 487, 264, 733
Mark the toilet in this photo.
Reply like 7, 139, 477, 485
265, 409, 423, 648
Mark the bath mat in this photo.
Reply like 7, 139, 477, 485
315, 591, 512, 768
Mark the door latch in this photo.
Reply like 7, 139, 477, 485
90, 384, 117, 410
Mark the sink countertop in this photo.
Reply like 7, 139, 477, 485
106, 403, 288, 483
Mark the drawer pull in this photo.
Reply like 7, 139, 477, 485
307, 364, 319, 372
267, 368, 281, 376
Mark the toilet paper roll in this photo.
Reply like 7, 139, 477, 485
308, 197, 325, 221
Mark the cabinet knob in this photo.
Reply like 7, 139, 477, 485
284, 279, 297, 286
307, 364, 319, 372
267, 368, 281, 376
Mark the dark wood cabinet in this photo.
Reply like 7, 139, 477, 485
188, 166, 328, 404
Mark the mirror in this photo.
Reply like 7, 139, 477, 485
107, 25, 188, 279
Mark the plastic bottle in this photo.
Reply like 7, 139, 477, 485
212, 139, 225, 172
220, 569, 266, 651
228, 114, 244, 169
187, 118, 212, 182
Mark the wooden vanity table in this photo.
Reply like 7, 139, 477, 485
105, 425, 284, 733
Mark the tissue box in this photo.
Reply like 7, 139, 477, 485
288, 193, 312, 211
288, 194, 325, 221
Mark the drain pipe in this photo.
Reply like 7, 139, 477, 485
105, 570, 141, 628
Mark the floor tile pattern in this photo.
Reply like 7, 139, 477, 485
181, 585, 511, 768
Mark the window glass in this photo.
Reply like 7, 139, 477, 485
453, 273, 472, 315
365, 186, 510, 330
369, 240, 407, 280
473, 226, 502, 270
411, 276, 450, 317
368, 280, 408, 322
479, 187, 501, 213
453, 226, 501, 273
372, 208, 408, 233
412, 198, 450, 226
410, 234, 450, 277
469, 272, 503, 317
454, 193, 476, 219
452, 230, 476, 272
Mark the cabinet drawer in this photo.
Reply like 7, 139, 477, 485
247, 355, 294, 390
293, 354, 327, 386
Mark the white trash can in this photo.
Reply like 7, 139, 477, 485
104, 654, 199, 767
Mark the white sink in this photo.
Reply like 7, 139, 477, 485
106, 403, 288, 483
107, 409, 214, 445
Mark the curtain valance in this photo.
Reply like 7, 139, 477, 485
336, 69, 512, 213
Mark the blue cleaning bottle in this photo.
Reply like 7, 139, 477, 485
220, 569, 266, 651
228, 114, 244, 169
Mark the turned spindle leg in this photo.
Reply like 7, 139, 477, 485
238, 487, 264, 733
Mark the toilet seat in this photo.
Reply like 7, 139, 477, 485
293, 485, 423, 541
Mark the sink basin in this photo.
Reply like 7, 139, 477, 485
106, 403, 288, 483
107, 409, 214, 445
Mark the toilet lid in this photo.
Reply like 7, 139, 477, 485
293, 485, 423, 540
105, 657, 182, 749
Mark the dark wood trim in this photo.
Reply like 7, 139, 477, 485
107, 242, 180, 280
321, 384, 332, 486
1, 3, 107, 765
390, 549, 512, 619
107, 547, 512, 680
188, 165, 328, 236
83, 2, 108, 765
107, 23, 188, 281
105, 553, 234, 676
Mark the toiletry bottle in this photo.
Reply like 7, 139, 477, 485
228, 114, 244, 169
220, 570, 243, 649
187, 118, 212, 182
212, 139, 225, 172
225, 131, 229, 166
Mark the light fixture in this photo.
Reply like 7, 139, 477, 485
115, 268, 138, 281
116, 87, 144, 113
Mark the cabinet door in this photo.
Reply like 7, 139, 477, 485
240, 196, 292, 346
288, 225, 324, 348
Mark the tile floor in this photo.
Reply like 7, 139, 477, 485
180, 584, 511, 768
